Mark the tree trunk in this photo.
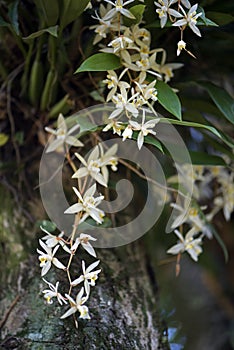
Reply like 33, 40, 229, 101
0, 186, 168, 350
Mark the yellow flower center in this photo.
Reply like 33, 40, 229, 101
211, 167, 220, 176
46, 296, 52, 304
189, 208, 198, 217
140, 46, 149, 55
80, 308, 88, 317
39, 257, 47, 266
91, 275, 97, 282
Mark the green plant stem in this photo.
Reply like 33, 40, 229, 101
48, 35, 57, 68
20, 41, 33, 95
66, 212, 82, 292
10, 28, 27, 58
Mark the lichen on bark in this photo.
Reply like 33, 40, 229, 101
1, 246, 169, 348
0, 185, 169, 349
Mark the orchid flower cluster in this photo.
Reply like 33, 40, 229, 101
167, 163, 234, 266
38, 113, 118, 327
155, 0, 203, 57
91, 0, 188, 150
36, 0, 232, 326
88, 0, 232, 267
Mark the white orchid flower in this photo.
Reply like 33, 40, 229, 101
173, 4, 202, 37
42, 279, 67, 305
45, 114, 83, 153
71, 233, 97, 257
167, 227, 203, 261
60, 287, 90, 320
37, 240, 66, 276
41, 227, 71, 254
71, 260, 101, 296
64, 184, 105, 224
155, 0, 180, 28
129, 111, 160, 149
103, 0, 135, 20
72, 146, 107, 187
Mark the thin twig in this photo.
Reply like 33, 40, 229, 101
119, 158, 190, 200
0, 295, 20, 330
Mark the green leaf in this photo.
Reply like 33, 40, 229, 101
132, 132, 163, 153
197, 17, 218, 27
34, 0, 59, 26
156, 80, 182, 120
8, 0, 20, 34
136, 133, 164, 153
217, 130, 234, 148
68, 112, 98, 134
59, 0, 91, 29
124, 4, 145, 26
205, 11, 234, 26
14, 131, 24, 145
75, 53, 121, 73
90, 90, 105, 102
189, 151, 226, 166
181, 97, 223, 119
0, 133, 9, 147
197, 6, 218, 27
202, 133, 234, 161
210, 225, 229, 262
36, 220, 57, 233
76, 117, 97, 134
160, 118, 234, 148
23, 25, 59, 40
78, 217, 112, 231
197, 81, 234, 125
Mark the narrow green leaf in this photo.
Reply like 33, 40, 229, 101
75, 53, 121, 73
202, 133, 234, 161
160, 118, 234, 148
181, 97, 223, 119
14, 131, 24, 145
76, 118, 97, 134
205, 11, 234, 26
197, 7, 218, 27
189, 151, 226, 166
23, 25, 59, 40
90, 90, 105, 102
124, 4, 145, 26
78, 217, 112, 231
36, 220, 57, 233
156, 80, 182, 120
132, 132, 164, 153
142, 135, 164, 153
8, 0, 19, 34
34, 0, 59, 26
216, 129, 234, 148
210, 225, 229, 262
68, 112, 98, 134
197, 81, 234, 125
197, 17, 218, 26
60, 0, 90, 29
0, 133, 9, 147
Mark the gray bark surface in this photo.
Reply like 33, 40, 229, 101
0, 188, 168, 350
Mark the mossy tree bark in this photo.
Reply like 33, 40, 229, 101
0, 185, 169, 349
